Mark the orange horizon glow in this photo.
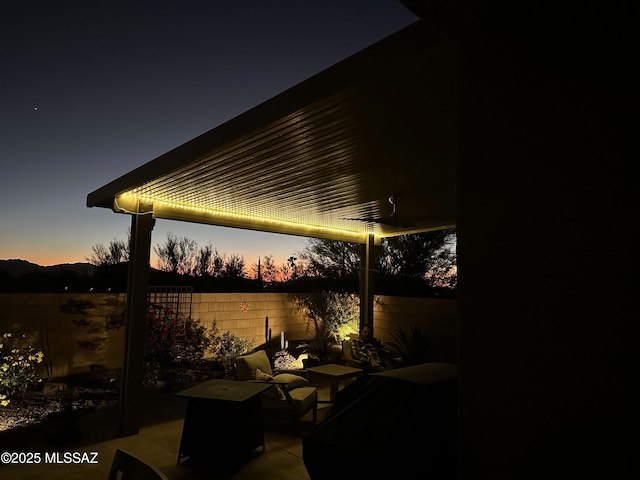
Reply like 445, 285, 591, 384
0, 252, 90, 268
2, 251, 294, 270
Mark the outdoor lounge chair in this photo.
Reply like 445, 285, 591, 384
108, 448, 168, 480
342, 339, 400, 373
234, 350, 317, 433
303, 363, 458, 479
341, 339, 367, 369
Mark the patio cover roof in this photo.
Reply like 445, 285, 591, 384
87, 20, 457, 244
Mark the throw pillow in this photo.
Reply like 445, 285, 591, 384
255, 367, 274, 382
263, 383, 286, 400
255, 367, 285, 399
272, 373, 308, 390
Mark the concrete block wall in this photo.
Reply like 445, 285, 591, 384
374, 296, 458, 363
191, 292, 309, 347
374, 296, 458, 339
0, 293, 127, 378
0, 292, 458, 378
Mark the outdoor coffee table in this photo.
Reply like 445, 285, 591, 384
175, 379, 272, 465
306, 364, 363, 403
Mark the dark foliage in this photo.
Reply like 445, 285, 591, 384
388, 324, 431, 367
3, 228, 456, 297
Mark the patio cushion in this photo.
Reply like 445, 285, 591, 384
263, 383, 286, 400
287, 386, 318, 410
261, 386, 317, 413
235, 350, 273, 380
255, 367, 286, 400
272, 373, 309, 390
255, 367, 273, 381
235, 349, 318, 431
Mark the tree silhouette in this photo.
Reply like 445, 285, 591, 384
297, 229, 457, 296
379, 229, 456, 287
81, 228, 456, 296
221, 253, 246, 278
299, 239, 361, 279
154, 232, 197, 275
86, 230, 130, 266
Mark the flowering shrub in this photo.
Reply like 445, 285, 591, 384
0, 333, 44, 405
179, 319, 212, 362
145, 304, 211, 366
273, 349, 303, 370
145, 305, 178, 365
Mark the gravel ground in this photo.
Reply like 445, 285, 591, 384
1, 366, 209, 433
0, 387, 118, 432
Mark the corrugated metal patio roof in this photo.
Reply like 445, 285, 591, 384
87, 20, 457, 244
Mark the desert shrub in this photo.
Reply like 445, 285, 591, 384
208, 321, 255, 376
289, 291, 359, 340
388, 324, 430, 366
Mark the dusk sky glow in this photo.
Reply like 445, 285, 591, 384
0, 1, 418, 267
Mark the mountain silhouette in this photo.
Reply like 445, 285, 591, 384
0, 259, 96, 278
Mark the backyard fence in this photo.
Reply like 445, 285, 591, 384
0, 292, 457, 378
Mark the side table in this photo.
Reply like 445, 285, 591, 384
306, 364, 363, 403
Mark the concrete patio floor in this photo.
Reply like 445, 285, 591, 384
1, 379, 335, 480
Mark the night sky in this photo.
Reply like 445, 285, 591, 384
0, 1, 417, 267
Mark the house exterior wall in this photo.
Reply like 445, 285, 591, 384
0, 292, 457, 378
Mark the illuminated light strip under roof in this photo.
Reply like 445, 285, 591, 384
115, 193, 379, 244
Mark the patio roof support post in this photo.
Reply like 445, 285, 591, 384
359, 233, 375, 332
119, 205, 154, 437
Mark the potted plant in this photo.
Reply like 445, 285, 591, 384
388, 324, 430, 367
297, 319, 335, 366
